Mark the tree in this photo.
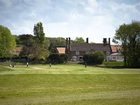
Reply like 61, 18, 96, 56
114, 22, 140, 67
16, 34, 34, 46
48, 37, 66, 54
34, 22, 45, 45
54, 37, 66, 46
47, 54, 68, 64
33, 22, 48, 61
0, 25, 16, 57
48, 43, 58, 54
74, 37, 85, 43
16, 34, 34, 59
83, 51, 105, 65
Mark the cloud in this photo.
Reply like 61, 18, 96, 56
87, 0, 98, 8
0, 0, 13, 8
45, 0, 140, 42
46, 0, 115, 42
0, 0, 140, 43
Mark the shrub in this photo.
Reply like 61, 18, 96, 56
83, 51, 105, 65
47, 54, 68, 64
59, 54, 68, 63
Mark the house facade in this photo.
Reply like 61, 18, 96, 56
107, 53, 124, 61
107, 45, 124, 61
56, 37, 124, 62
111, 45, 122, 53
69, 43, 111, 61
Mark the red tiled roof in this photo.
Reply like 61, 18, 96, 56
56, 47, 66, 54
111, 45, 122, 53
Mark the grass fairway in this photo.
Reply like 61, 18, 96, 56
0, 64, 140, 105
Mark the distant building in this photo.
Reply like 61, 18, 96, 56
70, 43, 111, 61
65, 38, 112, 61
111, 45, 122, 53
107, 53, 124, 61
107, 45, 124, 61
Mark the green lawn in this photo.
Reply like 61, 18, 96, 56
0, 64, 140, 105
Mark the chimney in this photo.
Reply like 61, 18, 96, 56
108, 38, 110, 45
65, 37, 71, 54
103, 38, 107, 45
86, 38, 89, 43
68, 37, 71, 45
66, 38, 68, 45
65, 38, 69, 54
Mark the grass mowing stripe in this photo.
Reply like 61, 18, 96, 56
0, 64, 140, 74
0, 64, 140, 105
0, 90, 140, 105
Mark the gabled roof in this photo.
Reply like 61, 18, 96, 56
90, 43, 111, 51
111, 45, 122, 53
56, 47, 66, 54
70, 43, 91, 51
70, 43, 111, 52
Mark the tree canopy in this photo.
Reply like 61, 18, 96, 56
34, 22, 45, 45
114, 22, 140, 67
83, 51, 105, 65
0, 25, 16, 57
74, 37, 85, 43
16, 34, 34, 46
48, 37, 65, 54
32, 22, 48, 60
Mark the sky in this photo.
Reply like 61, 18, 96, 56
0, 0, 140, 43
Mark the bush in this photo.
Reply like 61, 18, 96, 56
83, 51, 105, 65
59, 54, 68, 63
47, 54, 68, 64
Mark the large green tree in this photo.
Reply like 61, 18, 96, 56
0, 25, 16, 57
114, 22, 140, 67
16, 34, 34, 46
16, 34, 34, 58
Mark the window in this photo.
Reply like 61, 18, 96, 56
79, 56, 83, 61
112, 56, 116, 60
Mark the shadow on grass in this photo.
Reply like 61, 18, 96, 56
79, 62, 140, 69
0, 65, 12, 72
97, 65, 140, 69
98, 65, 125, 69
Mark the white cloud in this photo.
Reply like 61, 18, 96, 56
87, 0, 98, 8
44, 0, 115, 42
46, 13, 115, 43
45, 0, 138, 43
1, 0, 140, 44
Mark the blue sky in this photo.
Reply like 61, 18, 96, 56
0, 0, 140, 43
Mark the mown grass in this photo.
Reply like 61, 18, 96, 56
0, 64, 140, 105
1, 64, 140, 74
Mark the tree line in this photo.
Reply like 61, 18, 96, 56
0, 21, 140, 67
0, 22, 87, 63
